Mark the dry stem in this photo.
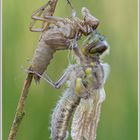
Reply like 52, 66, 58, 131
8, 73, 33, 140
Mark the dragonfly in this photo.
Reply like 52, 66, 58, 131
37, 31, 110, 140
71, 32, 110, 140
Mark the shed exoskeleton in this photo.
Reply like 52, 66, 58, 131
29, 1, 99, 81
39, 32, 110, 140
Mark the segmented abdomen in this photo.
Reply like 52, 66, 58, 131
31, 39, 56, 81
51, 88, 80, 140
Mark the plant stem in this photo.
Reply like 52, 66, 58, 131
8, 73, 33, 140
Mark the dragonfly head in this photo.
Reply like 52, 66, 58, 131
81, 32, 109, 59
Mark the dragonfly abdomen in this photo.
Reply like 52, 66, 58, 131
51, 88, 80, 140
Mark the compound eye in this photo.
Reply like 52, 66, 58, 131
89, 41, 108, 55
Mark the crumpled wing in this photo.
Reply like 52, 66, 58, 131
71, 88, 106, 140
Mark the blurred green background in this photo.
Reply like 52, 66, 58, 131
3, 0, 138, 140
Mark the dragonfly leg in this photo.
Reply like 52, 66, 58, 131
30, 15, 64, 32
71, 33, 84, 62
26, 65, 75, 89
29, 2, 50, 32
25, 69, 56, 87
29, 16, 47, 32
42, 65, 75, 88
54, 65, 76, 88
44, 16, 64, 23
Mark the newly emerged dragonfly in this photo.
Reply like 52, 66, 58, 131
36, 31, 110, 140
29, 1, 99, 81
71, 32, 110, 140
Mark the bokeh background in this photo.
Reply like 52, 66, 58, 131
3, 0, 138, 140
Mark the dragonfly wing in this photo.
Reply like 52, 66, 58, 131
83, 88, 106, 140
71, 98, 93, 140
71, 88, 106, 140
101, 63, 110, 83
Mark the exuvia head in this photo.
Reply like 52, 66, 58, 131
81, 7, 100, 30
81, 32, 109, 59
